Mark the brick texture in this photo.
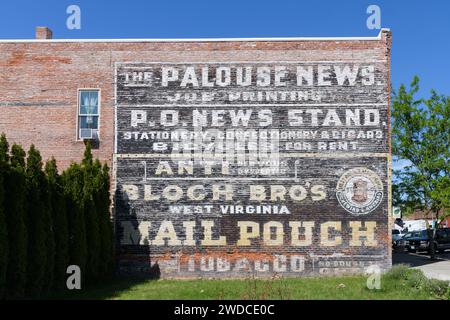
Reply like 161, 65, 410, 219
0, 30, 392, 278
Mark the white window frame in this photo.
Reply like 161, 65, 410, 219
76, 88, 101, 141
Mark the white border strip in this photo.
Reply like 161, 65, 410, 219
116, 103, 388, 108
116, 60, 386, 65
115, 153, 390, 159
0, 29, 389, 43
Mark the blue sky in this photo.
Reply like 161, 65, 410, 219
1, 0, 449, 96
1, 0, 447, 172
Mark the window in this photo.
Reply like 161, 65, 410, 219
78, 90, 99, 140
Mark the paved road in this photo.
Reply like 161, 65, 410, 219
393, 250, 450, 281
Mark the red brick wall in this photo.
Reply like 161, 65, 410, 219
0, 31, 392, 277
0, 31, 390, 171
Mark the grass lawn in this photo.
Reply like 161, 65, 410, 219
48, 265, 449, 300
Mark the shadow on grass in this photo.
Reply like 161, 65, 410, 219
43, 276, 157, 300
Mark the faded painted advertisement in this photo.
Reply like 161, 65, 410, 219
114, 61, 390, 277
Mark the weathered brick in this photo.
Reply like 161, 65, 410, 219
0, 29, 392, 278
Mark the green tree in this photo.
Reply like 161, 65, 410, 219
42, 174, 55, 294
0, 134, 9, 163
102, 163, 114, 275
4, 144, 28, 298
0, 136, 114, 297
82, 142, 101, 280
392, 77, 450, 217
45, 158, 68, 290
0, 134, 9, 298
392, 77, 450, 256
62, 162, 87, 281
94, 160, 114, 277
25, 145, 48, 296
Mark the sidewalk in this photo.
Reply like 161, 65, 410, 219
393, 251, 450, 281
413, 260, 450, 281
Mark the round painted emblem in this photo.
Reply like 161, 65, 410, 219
336, 167, 383, 215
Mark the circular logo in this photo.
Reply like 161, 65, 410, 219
336, 167, 383, 215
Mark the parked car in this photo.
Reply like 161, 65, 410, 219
405, 228, 450, 253
392, 229, 406, 248
392, 229, 404, 241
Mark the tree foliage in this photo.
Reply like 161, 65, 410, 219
45, 158, 69, 290
0, 134, 114, 298
25, 145, 48, 296
82, 143, 101, 281
5, 144, 28, 298
96, 161, 115, 277
392, 76, 450, 220
0, 134, 9, 299
62, 162, 87, 282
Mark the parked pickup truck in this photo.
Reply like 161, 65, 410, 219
405, 228, 450, 253
392, 229, 406, 248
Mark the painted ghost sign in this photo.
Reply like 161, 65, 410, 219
114, 60, 391, 277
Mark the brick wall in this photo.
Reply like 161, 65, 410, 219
0, 32, 391, 168
0, 30, 392, 278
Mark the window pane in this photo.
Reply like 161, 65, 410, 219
80, 91, 90, 114
79, 116, 98, 129
79, 91, 98, 115
88, 91, 98, 114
